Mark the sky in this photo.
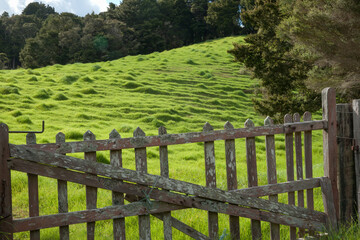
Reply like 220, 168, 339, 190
0, 0, 114, 17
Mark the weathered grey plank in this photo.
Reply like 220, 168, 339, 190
84, 131, 97, 240
224, 121, 240, 240
353, 99, 360, 222
303, 112, 315, 236
294, 113, 305, 238
203, 122, 218, 240
27, 133, 40, 240
56, 132, 69, 240
245, 119, 261, 240
9, 145, 327, 222
134, 127, 151, 240
159, 126, 172, 240
231, 178, 321, 197
110, 129, 126, 240
8, 158, 327, 232
0, 124, 13, 240
264, 117, 280, 240
322, 87, 339, 219
22, 121, 328, 153
284, 114, 296, 240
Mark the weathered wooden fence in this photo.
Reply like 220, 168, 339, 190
0, 87, 355, 240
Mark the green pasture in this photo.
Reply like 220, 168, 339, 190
1, 36, 328, 239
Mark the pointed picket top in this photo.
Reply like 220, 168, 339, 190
84, 130, 95, 141
203, 122, 214, 132
303, 111, 312, 121
224, 121, 234, 130
26, 133, 36, 144
109, 129, 121, 139
264, 116, 273, 126
284, 113, 293, 124
134, 127, 145, 137
244, 119, 254, 128
293, 113, 301, 122
158, 126, 167, 135
56, 132, 65, 143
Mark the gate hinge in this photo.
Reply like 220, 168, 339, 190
352, 139, 359, 152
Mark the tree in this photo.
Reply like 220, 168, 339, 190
279, 0, 360, 101
206, 0, 241, 37
228, 0, 320, 121
22, 2, 55, 20
0, 53, 9, 69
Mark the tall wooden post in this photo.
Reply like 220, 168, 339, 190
336, 104, 356, 223
322, 87, 339, 219
352, 99, 360, 221
0, 124, 12, 240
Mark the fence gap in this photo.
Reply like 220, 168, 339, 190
109, 129, 126, 240
264, 117, 280, 240
56, 132, 69, 240
159, 126, 172, 240
26, 133, 40, 240
303, 112, 314, 236
84, 130, 97, 240
224, 121, 240, 240
203, 122, 218, 239
134, 127, 151, 240
245, 119, 261, 240
284, 114, 296, 240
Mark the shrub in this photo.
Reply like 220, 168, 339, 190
16, 116, 32, 124
53, 93, 68, 101
81, 88, 97, 94
33, 89, 50, 99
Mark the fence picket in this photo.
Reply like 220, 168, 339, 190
264, 117, 280, 240
56, 132, 69, 240
303, 112, 315, 236
110, 129, 126, 240
84, 131, 97, 240
134, 127, 151, 240
27, 133, 40, 240
294, 113, 305, 237
245, 119, 261, 240
284, 114, 296, 240
203, 122, 218, 239
353, 100, 360, 221
224, 121, 240, 240
0, 124, 12, 240
159, 126, 172, 240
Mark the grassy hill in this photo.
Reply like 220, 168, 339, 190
0, 36, 327, 239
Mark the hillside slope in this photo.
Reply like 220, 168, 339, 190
0, 36, 257, 144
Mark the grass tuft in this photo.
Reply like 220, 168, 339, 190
33, 89, 51, 99
53, 93, 68, 101
81, 88, 97, 94
16, 115, 32, 124
65, 131, 83, 140
60, 75, 79, 84
0, 86, 20, 95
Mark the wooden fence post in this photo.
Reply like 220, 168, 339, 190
134, 127, 151, 240
264, 117, 280, 240
336, 104, 356, 224
203, 123, 218, 240
352, 99, 360, 221
322, 87, 340, 219
84, 131, 97, 240
110, 129, 126, 240
159, 126, 172, 240
224, 121, 240, 240
245, 119, 261, 240
27, 133, 40, 240
284, 114, 296, 240
0, 124, 12, 240
56, 132, 70, 240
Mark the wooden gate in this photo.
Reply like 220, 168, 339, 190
0, 88, 338, 239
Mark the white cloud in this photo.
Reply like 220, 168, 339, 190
0, 0, 109, 16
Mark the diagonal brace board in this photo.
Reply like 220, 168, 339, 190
7, 158, 328, 232
9, 144, 328, 223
